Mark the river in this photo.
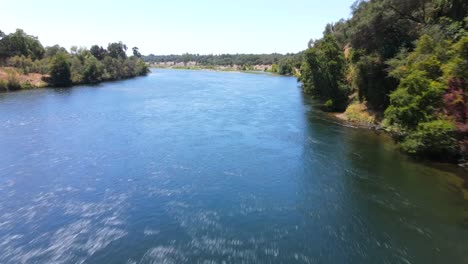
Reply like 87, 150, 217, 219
0, 69, 467, 263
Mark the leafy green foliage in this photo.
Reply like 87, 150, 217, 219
271, 64, 278, 73
0, 29, 149, 87
300, 35, 349, 111
353, 53, 398, 110
44, 45, 68, 58
82, 55, 104, 83
49, 53, 72, 87
385, 70, 445, 129
107, 42, 127, 59
400, 120, 457, 158
384, 35, 468, 158
299, 0, 468, 159
90, 45, 107, 60
0, 29, 44, 61
278, 59, 294, 75
132, 47, 142, 58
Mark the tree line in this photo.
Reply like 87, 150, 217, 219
298, 0, 467, 161
0, 29, 149, 89
143, 53, 303, 76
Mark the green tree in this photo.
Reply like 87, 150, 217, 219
278, 59, 294, 75
90, 45, 107, 60
49, 53, 72, 87
82, 56, 104, 83
132, 47, 141, 58
44, 45, 68, 58
385, 70, 445, 130
107, 42, 127, 59
300, 34, 349, 111
0, 29, 45, 60
271, 64, 278, 73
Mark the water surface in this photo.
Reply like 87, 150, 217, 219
0, 69, 467, 263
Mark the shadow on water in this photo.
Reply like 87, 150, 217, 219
300, 92, 468, 263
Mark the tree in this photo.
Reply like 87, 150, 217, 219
49, 53, 71, 87
44, 45, 68, 58
278, 59, 294, 75
107, 42, 127, 59
385, 70, 445, 130
132, 47, 141, 58
82, 55, 103, 83
0, 29, 45, 60
300, 34, 349, 111
90, 45, 107, 60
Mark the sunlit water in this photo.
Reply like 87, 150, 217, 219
0, 69, 467, 263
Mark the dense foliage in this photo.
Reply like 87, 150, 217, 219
0, 29, 149, 88
299, 0, 468, 160
49, 53, 72, 87
0, 29, 44, 61
300, 35, 349, 111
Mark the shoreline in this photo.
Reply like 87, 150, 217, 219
0, 66, 148, 92
150, 65, 279, 75
331, 105, 468, 171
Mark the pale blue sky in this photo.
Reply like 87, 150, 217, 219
1, 0, 355, 55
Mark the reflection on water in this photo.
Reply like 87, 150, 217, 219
0, 69, 467, 263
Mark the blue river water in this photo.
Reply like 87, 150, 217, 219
0, 69, 467, 263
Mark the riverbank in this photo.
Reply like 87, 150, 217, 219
333, 102, 383, 129
150, 65, 284, 76
149, 62, 273, 72
0, 67, 48, 90
150, 65, 299, 78
331, 101, 468, 170
0, 66, 148, 92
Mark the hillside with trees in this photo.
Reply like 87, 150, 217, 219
0, 29, 149, 90
298, 0, 467, 161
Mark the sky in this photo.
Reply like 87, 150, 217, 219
1, 0, 356, 55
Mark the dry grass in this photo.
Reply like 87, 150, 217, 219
0, 67, 48, 90
336, 102, 377, 125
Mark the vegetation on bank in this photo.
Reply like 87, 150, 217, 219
0, 29, 149, 90
143, 53, 302, 76
298, 0, 468, 161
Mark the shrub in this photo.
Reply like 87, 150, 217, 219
6, 73, 21, 90
271, 64, 278, 73
49, 53, 71, 87
323, 99, 334, 112
385, 70, 445, 130
401, 120, 457, 158
0, 79, 7, 91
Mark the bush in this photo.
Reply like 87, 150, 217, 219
300, 34, 350, 111
6, 73, 21, 90
385, 70, 445, 130
7, 55, 33, 74
401, 120, 457, 158
278, 59, 294, 75
49, 53, 71, 87
271, 64, 278, 73
323, 99, 334, 112
82, 56, 103, 83
0, 79, 7, 91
